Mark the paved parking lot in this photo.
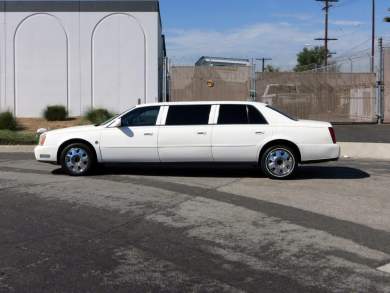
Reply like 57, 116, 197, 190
0, 153, 390, 292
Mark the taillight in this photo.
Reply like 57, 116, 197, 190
328, 127, 336, 144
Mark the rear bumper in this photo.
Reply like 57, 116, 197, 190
299, 144, 340, 163
34, 145, 58, 163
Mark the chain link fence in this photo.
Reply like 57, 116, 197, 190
169, 66, 377, 123
169, 44, 383, 123
382, 46, 390, 123
169, 66, 250, 102
255, 72, 376, 122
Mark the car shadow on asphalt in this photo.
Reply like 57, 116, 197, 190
52, 164, 370, 180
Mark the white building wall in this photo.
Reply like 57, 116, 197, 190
0, 8, 160, 117
0, 7, 5, 112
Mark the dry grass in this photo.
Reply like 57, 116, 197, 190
17, 117, 88, 133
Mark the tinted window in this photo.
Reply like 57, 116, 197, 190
266, 105, 297, 121
218, 105, 248, 125
248, 105, 268, 124
166, 105, 211, 126
121, 106, 160, 127
218, 105, 268, 125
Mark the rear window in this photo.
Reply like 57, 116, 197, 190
266, 105, 298, 121
218, 105, 268, 125
166, 105, 211, 126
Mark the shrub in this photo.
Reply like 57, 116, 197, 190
85, 108, 114, 125
0, 130, 37, 145
44, 105, 68, 121
0, 111, 17, 130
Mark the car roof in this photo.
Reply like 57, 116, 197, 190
136, 101, 268, 107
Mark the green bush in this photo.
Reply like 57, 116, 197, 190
0, 111, 17, 130
44, 105, 68, 121
0, 130, 37, 145
85, 108, 114, 125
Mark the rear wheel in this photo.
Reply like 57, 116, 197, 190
261, 145, 297, 179
60, 143, 94, 176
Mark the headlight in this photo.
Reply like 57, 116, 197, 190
39, 134, 47, 146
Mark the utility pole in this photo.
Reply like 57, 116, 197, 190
315, 0, 338, 67
256, 58, 272, 72
377, 37, 384, 124
371, 0, 376, 72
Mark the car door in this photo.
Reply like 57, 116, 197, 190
212, 104, 271, 162
158, 104, 214, 162
99, 106, 161, 162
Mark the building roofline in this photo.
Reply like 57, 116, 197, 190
198, 56, 250, 63
0, 0, 159, 12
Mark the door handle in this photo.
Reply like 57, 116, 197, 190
255, 131, 265, 135
197, 131, 207, 135
144, 132, 154, 136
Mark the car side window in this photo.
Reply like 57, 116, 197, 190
166, 105, 211, 126
218, 105, 248, 125
218, 105, 267, 125
121, 106, 160, 127
248, 105, 268, 124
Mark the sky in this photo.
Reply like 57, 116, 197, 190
159, 0, 389, 69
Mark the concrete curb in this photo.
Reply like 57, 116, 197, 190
0, 143, 389, 161
0, 145, 35, 153
339, 142, 390, 161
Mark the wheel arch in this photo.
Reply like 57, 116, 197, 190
57, 138, 98, 164
259, 139, 302, 164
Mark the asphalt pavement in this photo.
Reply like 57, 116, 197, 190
1, 153, 390, 292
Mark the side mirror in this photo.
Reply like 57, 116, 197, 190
36, 128, 48, 135
109, 118, 122, 128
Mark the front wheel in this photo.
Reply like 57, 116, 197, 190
60, 143, 95, 176
260, 145, 298, 179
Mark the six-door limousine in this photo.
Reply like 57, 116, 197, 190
34, 102, 340, 179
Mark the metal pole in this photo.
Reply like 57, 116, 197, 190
377, 37, 384, 124
324, 0, 329, 67
348, 58, 353, 73
252, 59, 257, 101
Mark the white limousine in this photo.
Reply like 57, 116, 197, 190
35, 102, 340, 179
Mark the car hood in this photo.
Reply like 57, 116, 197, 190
296, 120, 332, 128
45, 125, 99, 135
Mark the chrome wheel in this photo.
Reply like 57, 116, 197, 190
65, 147, 89, 175
265, 148, 295, 178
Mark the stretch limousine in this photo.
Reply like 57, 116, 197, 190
35, 102, 340, 179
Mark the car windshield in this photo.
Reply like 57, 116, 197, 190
96, 107, 136, 126
266, 105, 298, 121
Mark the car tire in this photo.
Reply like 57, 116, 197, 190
60, 143, 95, 176
260, 145, 298, 180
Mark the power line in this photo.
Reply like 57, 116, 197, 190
315, 0, 339, 66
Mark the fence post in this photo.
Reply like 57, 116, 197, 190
162, 57, 167, 102
377, 37, 384, 124
250, 59, 256, 101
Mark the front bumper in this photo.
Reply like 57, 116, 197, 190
34, 145, 58, 163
